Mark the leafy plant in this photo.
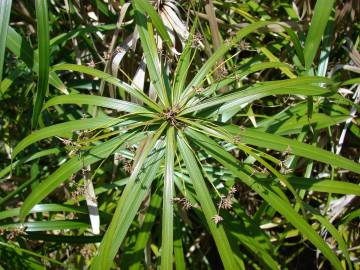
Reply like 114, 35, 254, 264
1, 0, 359, 269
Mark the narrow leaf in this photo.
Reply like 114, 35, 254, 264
91, 138, 165, 270
186, 129, 342, 269
133, 0, 173, 48
303, 0, 336, 69
161, 127, 176, 269
20, 134, 132, 220
32, 0, 50, 128
177, 132, 240, 270
133, 3, 169, 106
6, 26, 67, 92
12, 116, 119, 159
43, 94, 153, 114
180, 21, 272, 102
52, 63, 161, 112
0, 0, 12, 83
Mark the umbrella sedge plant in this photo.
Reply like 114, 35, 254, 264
2, 0, 360, 269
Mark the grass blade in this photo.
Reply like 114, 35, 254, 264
12, 116, 119, 159
133, 0, 173, 49
6, 26, 67, 93
32, 0, 50, 128
122, 184, 163, 269
287, 177, 360, 196
181, 77, 333, 115
173, 217, 186, 270
180, 21, 272, 102
1, 220, 89, 231
0, 0, 12, 83
172, 20, 197, 104
303, 0, 336, 70
304, 204, 352, 269
194, 62, 292, 101
219, 124, 360, 174
0, 203, 111, 220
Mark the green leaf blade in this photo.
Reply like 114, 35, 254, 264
12, 116, 118, 159
91, 125, 166, 270
303, 0, 336, 69
161, 127, 176, 270
0, 0, 12, 83
32, 0, 50, 128
177, 132, 241, 270
52, 63, 161, 112
186, 129, 342, 269
20, 135, 131, 220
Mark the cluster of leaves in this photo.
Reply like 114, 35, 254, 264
0, 0, 359, 269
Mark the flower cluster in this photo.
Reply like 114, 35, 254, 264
218, 187, 237, 210
69, 180, 86, 202
212, 186, 237, 225
1, 226, 27, 241
172, 197, 192, 210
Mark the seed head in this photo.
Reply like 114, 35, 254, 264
87, 60, 95, 68
233, 136, 241, 144
172, 197, 192, 210
217, 64, 228, 79
191, 33, 203, 48
212, 214, 223, 225
124, 161, 132, 173
220, 196, 233, 210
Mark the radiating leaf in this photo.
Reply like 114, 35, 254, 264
161, 127, 175, 269
133, 0, 173, 48
180, 21, 273, 102
12, 116, 119, 159
122, 184, 163, 270
186, 129, 342, 269
43, 94, 152, 114
219, 124, 360, 174
133, 3, 169, 107
91, 126, 166, 270
1, 220, 89, 232
52, 63, 161, 112
181, 76, 334, 115
20, 134, 133, 220
177, 131, 241, 270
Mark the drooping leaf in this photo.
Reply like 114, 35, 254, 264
186, 129, 342, 269
52, 63, 161, 112
20, 134, 133, 220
